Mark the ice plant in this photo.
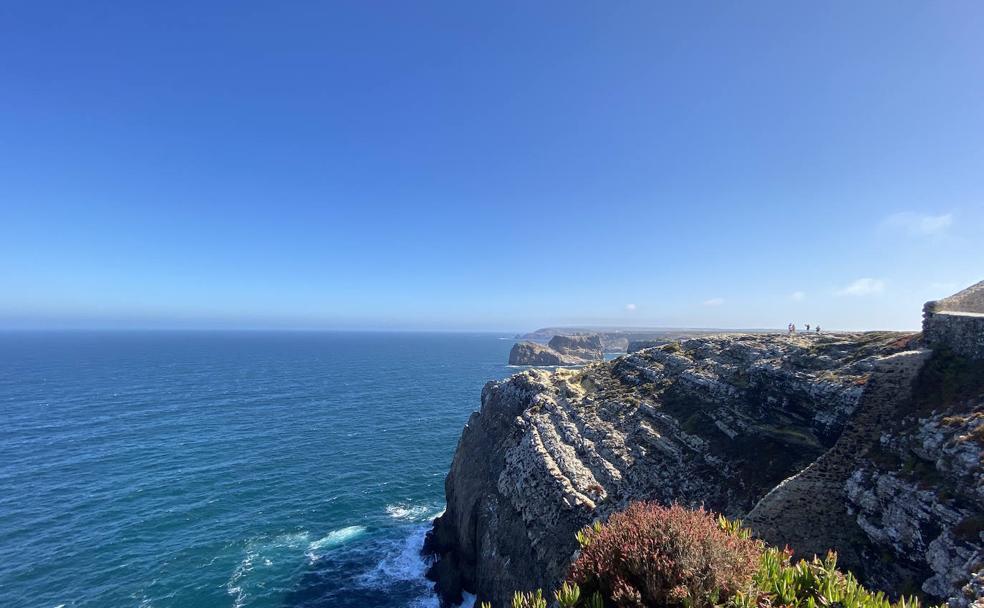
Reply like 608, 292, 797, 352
568, 502, 762, 608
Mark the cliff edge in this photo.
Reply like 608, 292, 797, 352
427, 282, 984, 608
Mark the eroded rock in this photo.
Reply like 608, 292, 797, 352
430, 332, 980, 606
508, 335, 604, 366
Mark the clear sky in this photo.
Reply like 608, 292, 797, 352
1, 2, 982, 331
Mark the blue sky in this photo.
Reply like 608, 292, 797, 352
1, 1, 982, 331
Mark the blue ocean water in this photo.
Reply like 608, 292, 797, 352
0, 332, 517, 608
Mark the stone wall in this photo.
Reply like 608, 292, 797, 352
923, 280, 984, 361
922, 309, 984, 361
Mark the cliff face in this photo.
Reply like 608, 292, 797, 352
547, 335, 604, 360
841, 351, 984, 602
508, 335, 604, 366
508, 342, 587, 366
428, 331, 984, 608
516, 328, 735, 353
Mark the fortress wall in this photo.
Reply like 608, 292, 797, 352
923, 308, 984, 361
923, 281, 984, 361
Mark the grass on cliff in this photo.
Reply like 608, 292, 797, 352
482, 503, 938, 608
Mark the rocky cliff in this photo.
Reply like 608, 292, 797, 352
547, 335, 604, 360
515, 328, 738, 353
508, 335, 605, 366
627, 339, 672, 353
508, 342, 588, 366
427, 328, 984, 608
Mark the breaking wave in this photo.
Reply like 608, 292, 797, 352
386, 503, 443, 522
306, 526, 367, 562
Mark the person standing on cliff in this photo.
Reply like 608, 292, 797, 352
806, 324, 810, 332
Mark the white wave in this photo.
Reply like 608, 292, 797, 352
344, 517, 468, 608
357, 524, 448, 608
274, 531, 312, 546
227, 531, 312, 607
410, 596, 441, 608
415, 593, 473, 608
386, 503, 443, 521
227, 547, 256, 608
410, 592, 472, 608
227, 524, 372, 606
385, 504, 427, 520
359, 525, 431, 586
306, 525, 367, 562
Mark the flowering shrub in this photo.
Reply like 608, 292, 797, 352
480, 503, 940, 608
568, 502, 761, 608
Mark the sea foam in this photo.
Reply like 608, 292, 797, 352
386, 503, 441, 521
359, 525, 431, 586
228, 531, 312, 608
306, 525, 367, 562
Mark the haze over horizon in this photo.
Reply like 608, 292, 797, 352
2, 2, 982, 332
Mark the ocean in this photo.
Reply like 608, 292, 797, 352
0, 331, 518, 608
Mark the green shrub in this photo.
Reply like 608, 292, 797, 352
555, 582, 582, 607
735, 547, 929, 608
510, 589, 547, 608
480, 503, 942, 608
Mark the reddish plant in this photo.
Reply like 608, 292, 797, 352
568, 502, 762, 608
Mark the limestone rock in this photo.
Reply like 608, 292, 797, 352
508, 341, 587, 366
429, 332, 961, 607
430, 281, 984, 607
547, 335, 604, 361
508, 335, 604, 366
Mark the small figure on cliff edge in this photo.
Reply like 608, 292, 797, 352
816, 325, 821, 334
806, 324, 811, 332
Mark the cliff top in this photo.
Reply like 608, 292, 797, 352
430, 330, 926, 606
